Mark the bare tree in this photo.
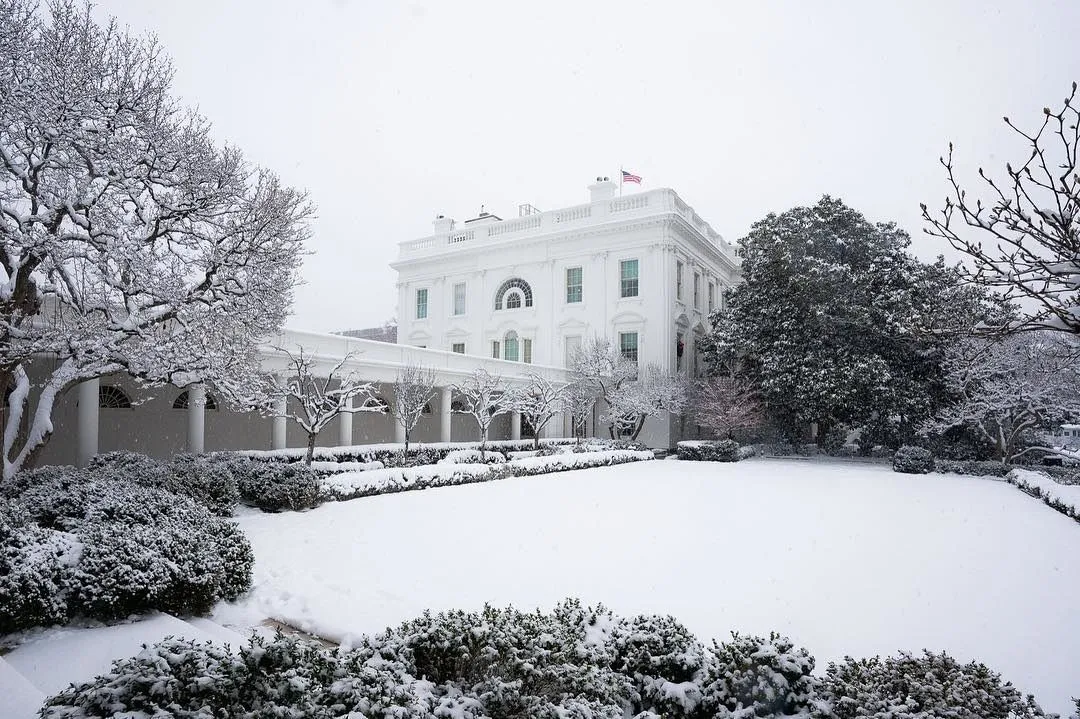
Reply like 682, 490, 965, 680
452, 368, 509, 452
693, 376, 765, 439
268, 347, 380, 465
922, 82, 1080, 335
508, 373, 568, 450
563, 379, 597, 445
923, 332, 1080, 464
393, 363, 436, 459
0, 1, 311, 477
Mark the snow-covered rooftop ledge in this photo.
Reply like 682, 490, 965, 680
394, 188, 736, 266
259, 328, 571, 385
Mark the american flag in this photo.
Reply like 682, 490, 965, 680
621, 169, 642, 184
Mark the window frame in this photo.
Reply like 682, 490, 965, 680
619, 259, 639, 298
451, 342, 466, 354
452, 282, 466, 316
566, 266, 583, 304
676, 261, 683, 301
504, 331, 520, 362
693, 272, 701, 309
708, 281, 715, 313
618, 331, 639, 363
415, 288, 428, 320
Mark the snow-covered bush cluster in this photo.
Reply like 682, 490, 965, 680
237, 438, 579, 467
39, 599, 1064, 718
891, 445, 935, 474
88, 451, 241, 516
234, 461, 323, 512
0, 463, 252, 633
935, 459, 1012, 478
1008, 469, 1080, 526
437, 449, 507, 465
677, 439, 743, 462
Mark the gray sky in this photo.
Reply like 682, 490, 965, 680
95, 0, 1080, 333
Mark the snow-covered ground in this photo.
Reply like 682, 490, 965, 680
224, 459, 1080, 716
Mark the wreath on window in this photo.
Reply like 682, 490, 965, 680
676, 338, 685, 358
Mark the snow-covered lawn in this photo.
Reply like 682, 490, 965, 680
224, 458, 1080, 715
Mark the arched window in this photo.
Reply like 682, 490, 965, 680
172, 390, 218, 410
504, 330, 520, 362
494, 278, 533, 310
98, 385, 132, 409
364, 396, 390, 413
422, 402, 434, 415
451, 400, 467, 412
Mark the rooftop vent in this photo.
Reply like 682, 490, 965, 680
589, 177, 617, 202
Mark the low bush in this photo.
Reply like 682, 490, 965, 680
892, 445, 935, 474
437, 449, 506, 465
935, 459, 1010, 478
164, 453, 240, 516
40, 600, 1062, 719
1, 465, 253, 631
677, 439, 742, 462
237, 438, 580, 467
236, 462, 322, 512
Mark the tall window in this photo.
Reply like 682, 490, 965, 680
619, 331, 639, 363
676, 261, 683, 300
491, 341, 500, 359
566, 267, 583, 303
452, 283, 466, 315
504, 331, 520, 362
693, 273, 701, 309
415, 288, 428, 319
620, 259, 639, 298
523, 338, 533, 364
564, 335, 582, 367
451, 342, 465, 354
708, 282, 715, 313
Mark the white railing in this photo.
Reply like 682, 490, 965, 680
554, 205, 592, 223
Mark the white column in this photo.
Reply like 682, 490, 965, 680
272, 395, 287, 450
394, 416, 406, 443
511, 411, 522, 441
77, 377, 99, 467
545, 412, 563, 439
338, 396, 354, 447
187, 383, 206, 454
439, 386, 452, 443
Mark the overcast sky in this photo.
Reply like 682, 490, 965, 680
95, 0, 1080, 333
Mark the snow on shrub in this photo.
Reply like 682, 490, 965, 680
891, 445, 935, 474
235, 438, 581, 466
508, 449, 654, 475
437, 449, 507, 465
1007, 468, 1080, 525
1, 466, 253, 630
308, 460, 384, 474
87, 451, 240, 516
0, 500, 77, 634
819, 650, 1048, 719
41, 600, 1061, 719
935, 459, 1011, 478
677, 439, 742, 462
235, 462, 323, 512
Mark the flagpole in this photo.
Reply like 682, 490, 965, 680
619, 165, 623, 197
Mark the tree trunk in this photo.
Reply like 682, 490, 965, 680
479, 424, 487, 454
630, 416, 647, 441
403, 429, 410, 465
305, 432, 317, 465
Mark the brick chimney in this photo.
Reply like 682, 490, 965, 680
589, 176, 617, 202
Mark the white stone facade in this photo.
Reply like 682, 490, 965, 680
393, 181, 738, 445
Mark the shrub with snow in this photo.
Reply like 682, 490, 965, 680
677, 439, 742, 462
935, 459, 1011, 478
0, 500, 75, 634
703, 631, 818, 718
818, 650, 1048, 719
437, 449, 507, 465
892, 445, 935, 474
164, 453, 240, 516
609, 613, 708, 716
236, 461, 323, 512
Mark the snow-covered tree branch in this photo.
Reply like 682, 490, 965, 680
922, 333, 1080, 464
0, 0, 312, 477
922, 82, 1080, 335
693, 376, 764, 439
268, 346, 379, 464
393, 363, 435, 458
507, 373, 567, 450
451, 368, 509, 452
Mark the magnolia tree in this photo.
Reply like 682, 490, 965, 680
694, 376, 764, 439
571, 337, 686, 441
923, 332, 1080, 464
508, 373, 568, 450
923, 83, 1080, 335
0, 1, 311, 478
268, 347, 380, 465
452, 368, 509, 452
393, 363, 435, 458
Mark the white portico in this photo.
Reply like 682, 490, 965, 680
392, 180, 739, 446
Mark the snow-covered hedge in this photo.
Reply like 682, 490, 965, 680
320, 450, 654, 504
235, 438, 580, 467
676, 439, 743, 462
234, 462, 323, 512
40, 598, 1061, 719
1008, 468, 1080, 526
892, 445, 935, 474
0, 466, 252, 632
437, 449, 506, 465
88, 451, 240, 516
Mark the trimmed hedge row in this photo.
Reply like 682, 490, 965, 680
676, 439, 744, 462
236, 438, 584, 467
40, 599, 1066, 719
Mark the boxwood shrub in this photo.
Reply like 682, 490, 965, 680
892, 445, 935, 474
677, 439, 742, 462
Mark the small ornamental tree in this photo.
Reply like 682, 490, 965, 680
563, 379, 597, 444
508, 373, 568, 450
268, 346, 380, 464
452, 368, 509, 452
694, 376, 764, 439
0, 0, 311, 478
923, 82, 1080, 335
923, 332, 1080, 464
393, 363, 436, 459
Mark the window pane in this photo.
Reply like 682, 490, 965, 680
694, 273, 700, 308
452, 343, 465, 354
416, 288, 428, 319
619, 331, 638, 362
565, 335, 582, 366
566, 267, 582, 303
523, 338, 532, 364
491, 341, 500, 359
453, 283, 466, 315
620, 259, 639, 298
708, 282, 715, 312
505, 337, 519, 362
676, 261, 683, 300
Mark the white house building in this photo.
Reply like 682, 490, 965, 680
393, 179, 739, 446
30, 181, 735, 466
